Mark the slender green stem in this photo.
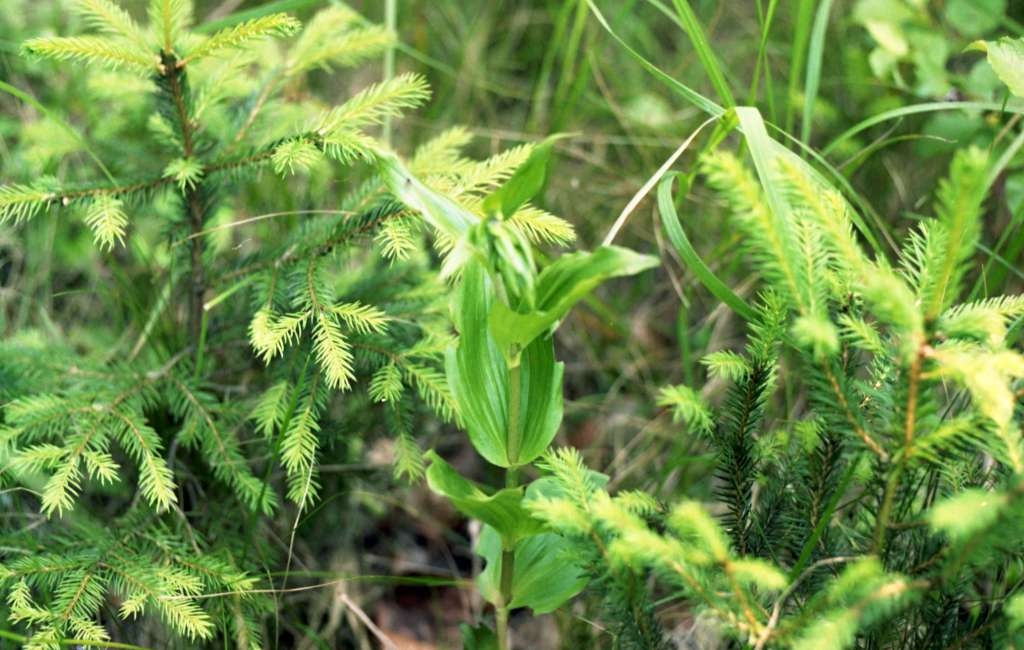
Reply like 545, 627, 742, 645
670, 0, 736, 109
497, 545, 515, 650
747, 0, 779, 121
505, 465, 520, 489
496, 361, 523, 650
506, 363, 523, 465
495, 601, 511, 650
242, 354, 313, 567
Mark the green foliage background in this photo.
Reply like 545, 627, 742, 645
2, 0, 1024, 648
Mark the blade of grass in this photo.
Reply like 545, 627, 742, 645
747, 0, 779, 122
785, 0, 815, 134
529, 0, 578, 130
0, 629, 153, 650
603, 114, 720, 245
984, 122, 1024, 191
645, 0, 687, 30
734, 106, 803, 304
552, 0, 592, 130
395, 43, 527, 99
978, 242, 1024, 285
586, 0, 725, 118
838, 134, 944, 174
668, 0, 736, 108
801, 0, 834, 147
1000, 14, 1024, 36
588, 4, 887, 255
736, 106, 797, 228
657, 173, 756, 321
825, 101, 1024, 156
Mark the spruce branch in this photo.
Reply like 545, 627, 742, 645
149, 0, 192, 52
311, 309, 355, 391
287, 10, 392, 75
21, 36, 159, 73
822, 361, 888, 460
164, 157, 204, 191
874, 339, 929, 552
230, 6, 395, 147
376, 216, 418, 261
271, 139, 321, 175
166, 375, 276, 514
923, 147, 989, 319
508, 205, 576, 246
0, 176, 180, 225
2, 2, 445, 644
110, 409, 177, 512
220, 199, 405, 283
716, 359, 773, 555
83, 195, 128, 249
180, 14, 300, 66
280, 374, 323, 506
74, 0, 145, 42
0, 184, 57, 224
0, 148, 311, 228
313, 73, 431, 136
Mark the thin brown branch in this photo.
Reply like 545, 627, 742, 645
823, 362, 888, 460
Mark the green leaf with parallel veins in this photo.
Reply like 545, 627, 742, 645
515, 335, 564, 465
446, 262, 564, 467
476, 525, 586, 613
446, 262, 508, 465
489, 245, 659, 351
482, 134, 567, 219
424, 451, 543, 545
379, 153, 478, 239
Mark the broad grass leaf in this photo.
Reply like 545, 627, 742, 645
476, 525, 586, 613
424, 451, 543, 545
446, 263, 508, 466
656, 173, 756, 321
515, 335, 563, 466
482, 134, 566, 219
379, 153, 478, 239
446, 263, 564, 467
489, 246, 659, 351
